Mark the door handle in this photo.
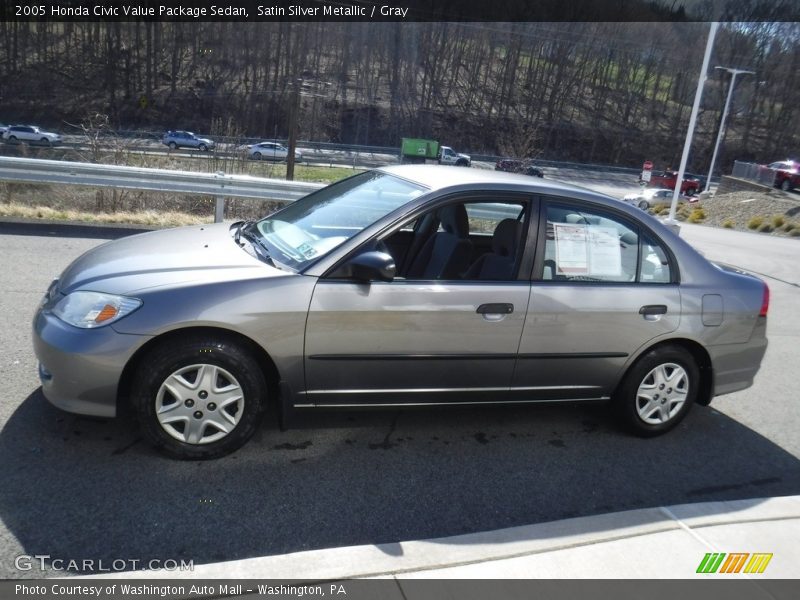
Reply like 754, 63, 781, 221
639, 304, 667, 317
477, 303, 514, 315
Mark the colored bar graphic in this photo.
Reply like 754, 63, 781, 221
697, 552, 772, 574
697, 553, 726, 573
720, 553, 749, 573
744, 553, 773, 574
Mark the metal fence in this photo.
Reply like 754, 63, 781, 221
0, 156, 323, 222
732, 161, 776, 187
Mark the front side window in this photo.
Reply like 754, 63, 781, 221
542, 204, 671, 283
376, 198, 528, 282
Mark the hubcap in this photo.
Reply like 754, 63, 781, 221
635, 362, 689, 425
155, 364, 244, 445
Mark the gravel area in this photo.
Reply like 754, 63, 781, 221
677, 190, 800, 237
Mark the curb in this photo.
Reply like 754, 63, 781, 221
83, 495, 800, 580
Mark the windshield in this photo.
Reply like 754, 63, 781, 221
253, 171, 426, 270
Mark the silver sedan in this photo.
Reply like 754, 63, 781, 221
246, 141, 302, 162
32, 166, 769, 459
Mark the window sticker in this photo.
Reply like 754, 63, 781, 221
553, 223, 622, 277
553, 223, 589, 274
586, 226, 622, 276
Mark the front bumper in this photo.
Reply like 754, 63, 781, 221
32, 309, 150, 417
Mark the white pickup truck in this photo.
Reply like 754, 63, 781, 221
438, 146, 471, 167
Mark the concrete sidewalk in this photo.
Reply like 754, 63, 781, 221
91, 495, 800, 579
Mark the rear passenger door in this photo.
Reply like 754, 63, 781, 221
511, 200, 681, 401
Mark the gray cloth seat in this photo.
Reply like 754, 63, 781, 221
406, 204, 472, 280
464, 219, 522, 280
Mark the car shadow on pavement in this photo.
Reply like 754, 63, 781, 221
1, 388, 798, 577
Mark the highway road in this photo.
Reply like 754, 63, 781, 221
0, 220, 797, 578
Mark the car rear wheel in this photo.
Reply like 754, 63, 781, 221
168, 142, 177, 150
614, 345, 698, 437
131, 335, 267, 459
781, 179, 793, 191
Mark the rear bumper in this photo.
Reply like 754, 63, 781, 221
708, 317, 768, 397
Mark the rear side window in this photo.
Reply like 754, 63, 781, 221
541, 204, 671, 284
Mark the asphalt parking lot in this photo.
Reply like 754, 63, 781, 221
0, 219, 798, 579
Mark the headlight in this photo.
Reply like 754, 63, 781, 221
52, 291, 142, 329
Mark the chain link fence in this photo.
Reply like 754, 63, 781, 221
732, 161, 777, 187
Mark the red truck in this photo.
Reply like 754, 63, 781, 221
643, 170, 702, 196
766, 160, 800, 191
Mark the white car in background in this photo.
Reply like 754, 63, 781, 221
622, 188, 675, 210
246, 141, 302, 162
2, 125, 62, 145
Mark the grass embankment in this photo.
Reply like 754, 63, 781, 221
0, 162, 361, 227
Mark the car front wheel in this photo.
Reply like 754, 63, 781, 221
253, 151, 262, 160
614, 345, 698, 437
638, 200, 650, 210
781, 179, 793, 191
199, 143, 208, 152
132, 335, 267, 459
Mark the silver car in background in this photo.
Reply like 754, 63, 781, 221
32, 166, 769, 459
3, 125, 62, 145
246, 141, 302, 162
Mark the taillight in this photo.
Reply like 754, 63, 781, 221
759, 283, 770, 317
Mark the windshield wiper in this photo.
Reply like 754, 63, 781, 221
232, 221, 277, 267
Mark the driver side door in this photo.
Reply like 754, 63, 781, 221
299, 195, 536, 407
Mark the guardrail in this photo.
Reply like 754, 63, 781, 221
0, 156, 323, 222
732, 161, 776, 187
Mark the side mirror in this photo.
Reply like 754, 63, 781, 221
335, 251, 396, 282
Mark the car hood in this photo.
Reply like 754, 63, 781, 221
57, 223, 285, 296
458, 152, 471, 160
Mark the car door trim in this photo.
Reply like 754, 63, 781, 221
301, 384, 602, 395
294, 395, 610, 408
308, 352, 627, 361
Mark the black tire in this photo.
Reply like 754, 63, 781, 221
40, 137, 51, 145
131, 335, 268, 459
614, 345, 699, 437
253, 151, 262, 160
168, 141, 177, 150
198, 143, 208, 152
456, 159, 468, 167
781, 178, 793, 192
685, 188, 696, 197
8, 135, 17, 144
638, 200, 650, 210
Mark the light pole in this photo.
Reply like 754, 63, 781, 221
705, 66, 754, 192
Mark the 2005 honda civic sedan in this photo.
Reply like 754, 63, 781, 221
33, 166, 769, 459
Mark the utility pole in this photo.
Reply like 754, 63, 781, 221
286, 78, 301, 181
286, 78, 330, 181
705, 66, 755, 192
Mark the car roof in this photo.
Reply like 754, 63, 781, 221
377, 164, 604, 198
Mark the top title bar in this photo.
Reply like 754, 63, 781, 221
3, 0, 800, 22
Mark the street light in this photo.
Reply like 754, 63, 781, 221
705, 66, 755, 192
